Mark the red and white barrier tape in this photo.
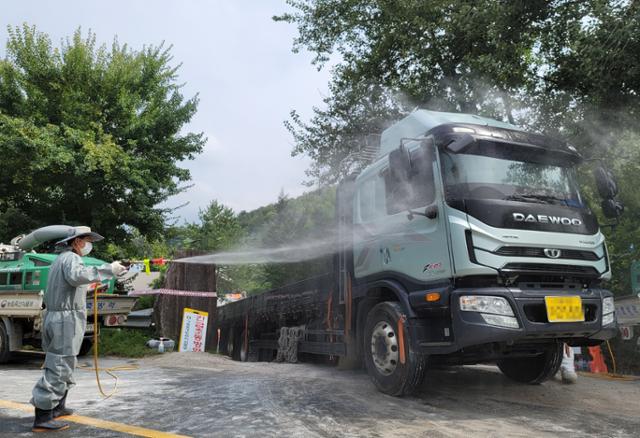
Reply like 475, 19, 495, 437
129, 289, 217, 298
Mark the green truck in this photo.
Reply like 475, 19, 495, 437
0, 229, 137, 362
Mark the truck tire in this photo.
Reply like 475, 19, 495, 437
79, 338, 94, 357
497, 343, 563, 384
363, 302, 427, 396
0, 320, 11, 364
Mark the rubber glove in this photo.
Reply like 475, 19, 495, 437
111, 261, 128, 276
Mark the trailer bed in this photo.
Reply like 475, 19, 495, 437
217, 274, 332, 327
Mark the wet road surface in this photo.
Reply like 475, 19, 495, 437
1, 352, 638, 437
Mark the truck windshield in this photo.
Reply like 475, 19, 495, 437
441, 149, 583, 207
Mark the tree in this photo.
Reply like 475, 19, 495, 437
285, 80, 404, 183
276, 0, 640, 174
532, 1, 640, 155
257, 186, 336, 289
275, 0, 551, 182
0, 25, 204, 243
187, 200, 244, 252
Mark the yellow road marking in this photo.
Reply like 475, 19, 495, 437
0, 399, 190, 438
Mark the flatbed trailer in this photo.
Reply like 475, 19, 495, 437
217, 275, 348, 361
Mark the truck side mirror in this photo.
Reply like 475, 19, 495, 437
410, 138, 435, 173
593, 167, 618, 199
386, 145, 412, 212
389, 145, 411, 183
417, 138, 435, 168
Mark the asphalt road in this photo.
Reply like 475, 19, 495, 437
1, 352, 639, 437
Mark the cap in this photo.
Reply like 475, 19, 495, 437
56, 226, 104, 245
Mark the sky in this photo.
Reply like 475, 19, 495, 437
0, 0, 333, 223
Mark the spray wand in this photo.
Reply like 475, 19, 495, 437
120, 258, 171, 275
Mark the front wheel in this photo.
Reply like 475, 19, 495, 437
363, 302, 427, 396
497, 343, 563, 384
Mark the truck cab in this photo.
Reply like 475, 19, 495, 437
346, 110, 618, 394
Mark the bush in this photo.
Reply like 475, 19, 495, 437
98, 328, 157, 358
133, 294, 156, 310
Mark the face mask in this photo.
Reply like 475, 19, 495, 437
80, 241, 93, 256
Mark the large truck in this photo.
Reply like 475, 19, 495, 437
0, 227, 137, 363
216, 110, 621, 396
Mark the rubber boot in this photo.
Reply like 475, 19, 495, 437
560, 343, 578, 384
32, 408, 70, 432
52, 391, 74, 418
561, 367, 578, 384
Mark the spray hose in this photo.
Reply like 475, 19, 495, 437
78, 283, 139, 399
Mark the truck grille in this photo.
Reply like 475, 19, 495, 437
494, 246, 599, 261
501, 263, 599, 277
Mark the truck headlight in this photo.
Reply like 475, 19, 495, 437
481, 314, 520, 329
460, 295, 519, 328
602, 297, 615, 315
602, 312, 615, 326
460, 295, 514, 316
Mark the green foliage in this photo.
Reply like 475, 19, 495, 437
275, 0, 550, 182
182, 200, 245, 252
98, 328, 158, 357
0, 25, 204, 244
151, 263, 169, 289
133, 294, 156, 310
257, 187, 336, 290
597, 132, 640, 297
201, 187, 337, 295
276, 1, 640, 177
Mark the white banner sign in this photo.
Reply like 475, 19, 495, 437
615, 296, 640, 325
179, 307, 208, 352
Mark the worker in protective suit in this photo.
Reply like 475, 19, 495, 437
31, 226, 127, 432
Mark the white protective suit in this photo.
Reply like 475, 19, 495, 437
31, 249, 116, 410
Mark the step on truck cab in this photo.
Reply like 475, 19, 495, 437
216, 110, 621, 396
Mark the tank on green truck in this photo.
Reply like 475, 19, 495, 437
215, 109, 621, 396
0, 230, 137, 363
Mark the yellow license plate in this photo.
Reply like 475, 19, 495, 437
545, 296, 584, 323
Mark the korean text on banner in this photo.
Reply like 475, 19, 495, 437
179, 307, 209, 352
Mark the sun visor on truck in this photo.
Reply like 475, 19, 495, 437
438, 124, 582, 166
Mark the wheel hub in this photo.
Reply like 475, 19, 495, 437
370, 321, 399, 376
